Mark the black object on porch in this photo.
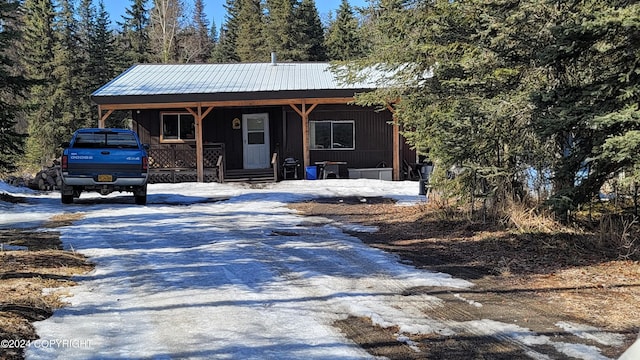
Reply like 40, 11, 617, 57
282, 158, 300, 180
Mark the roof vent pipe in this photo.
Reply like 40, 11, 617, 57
271, 52, 277, 66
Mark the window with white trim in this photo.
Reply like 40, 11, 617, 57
310, 120, 355, 150
161, 113, 195, 142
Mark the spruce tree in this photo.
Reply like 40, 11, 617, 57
214, 0, 240, 62
209, 19, 219, 62
265, 0, 302, 61
297, 0, 326, 61
324, 0, 364, 61
119, 0, 150, 65
19, 0, 59, 166
236, 0, 267, 62
0, 0, 27, 173
532, 1, 640, 209
345, 0, 546, 213
52, 0, 91, 135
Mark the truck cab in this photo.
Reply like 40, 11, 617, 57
60, 128, 149, 205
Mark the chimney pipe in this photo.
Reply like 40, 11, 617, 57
271, 52, 277, 66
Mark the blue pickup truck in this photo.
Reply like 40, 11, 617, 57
59, 128, 149, 205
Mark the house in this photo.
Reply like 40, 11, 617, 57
91, 60, 415, 183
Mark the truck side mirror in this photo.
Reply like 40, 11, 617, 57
60, 142, 70, 148
143, 144, 150, 150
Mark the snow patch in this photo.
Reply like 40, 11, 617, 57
556, 321, 626, 346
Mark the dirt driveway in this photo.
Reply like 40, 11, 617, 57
1, 191, 638, 359
290, 197, 640, 359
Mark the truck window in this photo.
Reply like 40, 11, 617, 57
73, 132, 138, 148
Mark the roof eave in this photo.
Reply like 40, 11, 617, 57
91, 89, 375, 106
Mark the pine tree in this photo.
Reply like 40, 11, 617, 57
265, 0, 302, 61
236, 0, 267, 62
324, 0, 364, 61
0, 0, 27, 173
119, 0, 150, 65
214, 0, 240, 62
345, 0, 546, 213
52, 0, 90, 136
209, 18, 219, 61
19, 0, 59, 165
296, 0, 326, 61
532, 1, 640, 209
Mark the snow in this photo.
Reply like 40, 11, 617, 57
0, 179, 629, 359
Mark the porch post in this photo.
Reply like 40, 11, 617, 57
289, 102, 318, 171
187, 105, 214, 183
387, 104, 401, 181
98, 106, 113, 128
196, 106, 204, 182
302, 103, 310, 170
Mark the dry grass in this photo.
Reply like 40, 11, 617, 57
291, 197, 640, 343
0, 215, 93, 360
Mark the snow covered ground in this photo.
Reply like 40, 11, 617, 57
0, 180, 631, 359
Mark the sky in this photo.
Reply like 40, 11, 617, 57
103, 0, 370, 30
0, 179, 632, 359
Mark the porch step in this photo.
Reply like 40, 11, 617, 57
224, 168, 275, 183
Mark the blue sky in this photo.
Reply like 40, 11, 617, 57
103, 0, 369, 29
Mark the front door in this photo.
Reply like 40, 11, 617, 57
242, 113, 270, 169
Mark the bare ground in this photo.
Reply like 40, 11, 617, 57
290, 197, 640, 359
0, 213, 93, 360
1, 195, 638, 359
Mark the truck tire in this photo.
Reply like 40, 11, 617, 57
61, 193, 74, 204
135, 194, 147, 205
134, 185, 147, 205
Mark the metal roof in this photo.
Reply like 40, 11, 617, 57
92, 63, 380, 98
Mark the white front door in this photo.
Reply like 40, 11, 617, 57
242, 113, 270, 169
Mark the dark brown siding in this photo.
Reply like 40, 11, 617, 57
134, 107, 283, 171
284, 104, 395, 169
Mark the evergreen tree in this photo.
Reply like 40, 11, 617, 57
19, 0, 59, 165
265, 0, 302, 61
52, 0, 90, 135
236, 0, 267, 62
297, 0, 326, 61
346, 0, 546, 213
91, 1, 119, 86
0, 0, 27, 173
209, 18, 219, 61
347, 0, 640, 216
214, 0, 240, 62
532, 1, 640, 210
119, 0, 150, 65
324, 0, 364, 61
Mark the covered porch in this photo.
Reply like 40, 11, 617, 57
91, 63, 405, 183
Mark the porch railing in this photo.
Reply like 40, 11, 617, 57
148, 143, 224, 183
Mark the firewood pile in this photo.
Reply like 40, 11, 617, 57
27, 161, 62, 191
2, 161, 62, 192
31, 164, 62, 191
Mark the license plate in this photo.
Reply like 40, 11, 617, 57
97, 174, 113, 182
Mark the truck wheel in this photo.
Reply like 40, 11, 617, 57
134, 185, 147, 205
135, 194, 147, 205
61, 194, 74, 204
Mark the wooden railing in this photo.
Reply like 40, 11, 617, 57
217, 155, 224, 183
148, 143, 224, 183
271, 153, 278, 182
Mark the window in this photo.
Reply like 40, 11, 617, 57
73, 131, 138, 149
161, 113, 195, 142
310, 121, 355, 150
